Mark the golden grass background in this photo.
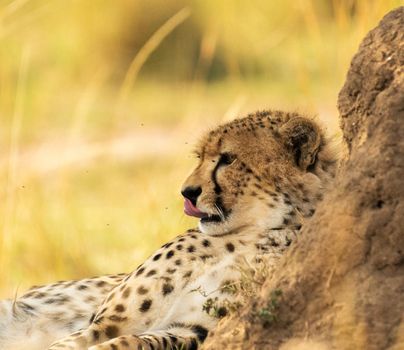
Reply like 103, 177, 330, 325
0, 0, 400, 297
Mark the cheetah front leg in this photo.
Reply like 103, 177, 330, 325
49, 323, 208, 350
89, 325, 208, 350
48, 311, 211, 350
48, 323, 117, 350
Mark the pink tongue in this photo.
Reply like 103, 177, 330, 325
183, 198, 208, 218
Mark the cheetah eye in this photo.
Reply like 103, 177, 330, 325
218, 153, 236, 166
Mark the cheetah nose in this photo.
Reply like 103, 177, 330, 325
181, 186, 202, 206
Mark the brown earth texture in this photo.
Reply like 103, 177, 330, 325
203, 7, 404, 350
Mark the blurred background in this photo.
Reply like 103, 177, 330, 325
0, 0, 400, 297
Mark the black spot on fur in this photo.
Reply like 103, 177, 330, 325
176, 244, 183, 250
105, 325, 119, 339
189, 338, 198, 350
139, 299, 152, 312
200, 255, 213, 261
136, 267, 145, 276
226, 243, 235, 252
153, 254, 161, 261
191, 325, 209, 342
202, 239, 211, 247
162, 242, 173, 249
187, 245, 196, 253
146, 270, 157, 277
183, 271, 192, 278
137, 286, 148, 295
92, 330, 100, 340
162, 283, 174, 296
175, 259, 182, 266
115, 304, 125, 312
122, 287, 131, 298
169, 335, 178, 343
166, 250, 175, 259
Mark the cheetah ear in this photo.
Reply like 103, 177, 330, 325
279, 117, 322, 170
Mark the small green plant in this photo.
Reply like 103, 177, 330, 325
253, 289, 282, 328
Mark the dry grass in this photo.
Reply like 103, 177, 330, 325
0, 0, 401, 297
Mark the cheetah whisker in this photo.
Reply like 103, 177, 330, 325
214, 204, 226, 221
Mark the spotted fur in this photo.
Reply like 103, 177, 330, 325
0, 110, 338, 350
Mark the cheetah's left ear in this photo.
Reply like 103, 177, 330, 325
280, 117, 322, 171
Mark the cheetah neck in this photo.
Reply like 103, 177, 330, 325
208, 224, 300, 252
214, 225, 301, 269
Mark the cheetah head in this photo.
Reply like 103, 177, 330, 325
181, 111, 337, 235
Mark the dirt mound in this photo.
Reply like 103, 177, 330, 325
203, 7, 404, 350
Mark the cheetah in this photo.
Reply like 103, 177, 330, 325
0, 110, 337, 350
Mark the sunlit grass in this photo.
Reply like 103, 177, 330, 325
0, 156, 197, 296
0, 0, 401, 297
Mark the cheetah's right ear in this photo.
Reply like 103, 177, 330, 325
279, 117, 322, 171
